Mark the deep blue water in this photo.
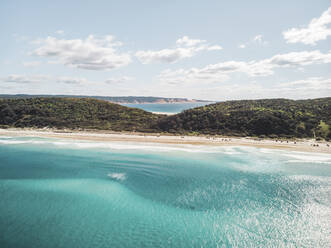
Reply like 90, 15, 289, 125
0, 136, 330, 247
121, 102, 214, 113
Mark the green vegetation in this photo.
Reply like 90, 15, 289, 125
317, 120, 329, 138
0, 97, 330, 139
155, 98, 331, 139
0, 98, 162, 132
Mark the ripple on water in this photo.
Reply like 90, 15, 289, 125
0, 137, 330, 247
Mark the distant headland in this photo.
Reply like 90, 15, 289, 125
0, 94, 210, 104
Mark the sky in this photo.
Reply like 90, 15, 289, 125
1, 0, 331, 101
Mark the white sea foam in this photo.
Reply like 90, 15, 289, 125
24, 138, 198, 153
0, 136, 15, 139
0, 139, 58, 145
219, 146, 242, 155
258, 148, 283, 154
287, 160, 331, 164
51, 140, 233, 153
283, 153, 331, 164
0, 140, 29, 144
107, 173, 126, 181
1, 137, 330, 164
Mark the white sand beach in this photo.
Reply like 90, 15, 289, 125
151, 112, 176, 115
0, 128, 330, 154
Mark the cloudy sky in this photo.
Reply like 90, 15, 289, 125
1, 0, 331, 101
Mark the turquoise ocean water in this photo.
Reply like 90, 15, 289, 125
0, 136, 330, 247
121, 102, 213, 113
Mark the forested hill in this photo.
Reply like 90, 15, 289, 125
0, 98, 162, 132
156, 98, 331, 139
0, 94, 208, 104
0, 97, 330, 139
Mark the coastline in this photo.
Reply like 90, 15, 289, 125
0, 128, 330, 154
151, 111, 176, 115
118, 101, 213, 104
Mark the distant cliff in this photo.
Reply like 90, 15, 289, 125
0, 95, 209, 104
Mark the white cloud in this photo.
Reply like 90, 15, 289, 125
135, 36, 222, 64
283, 7, 331, 45
158, 50, 331, 84
267, 50, 331, 66
104, 76, 134, 84
32, 35, 131, 70
1, 74, 50, 84
238, 34, 268, 49
210, 78, 331, 100
157, 77, 331, 101
279, 77, 331, 90
251, 77, 331, 99
55, 30, 65, 35
22, 61, 41, 67
176, 36, 205, 47
0, 74, 91, 85
252, 34, 267, 45
1, 74, 135, 87
158, 66, 231, 85
206, 45, 223, 51
56, 77, 88, 84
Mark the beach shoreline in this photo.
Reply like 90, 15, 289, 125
0, 128, 330, 154
150, 111, 176, 115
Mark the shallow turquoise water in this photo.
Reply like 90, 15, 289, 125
0, 136, 330, 247
121, 102, 213, 113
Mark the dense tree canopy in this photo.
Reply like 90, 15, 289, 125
0, 98, 162, 132
156, 98, 331, 139
0, 97, 330, 139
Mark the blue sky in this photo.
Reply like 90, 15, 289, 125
1, 0, 330, 100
